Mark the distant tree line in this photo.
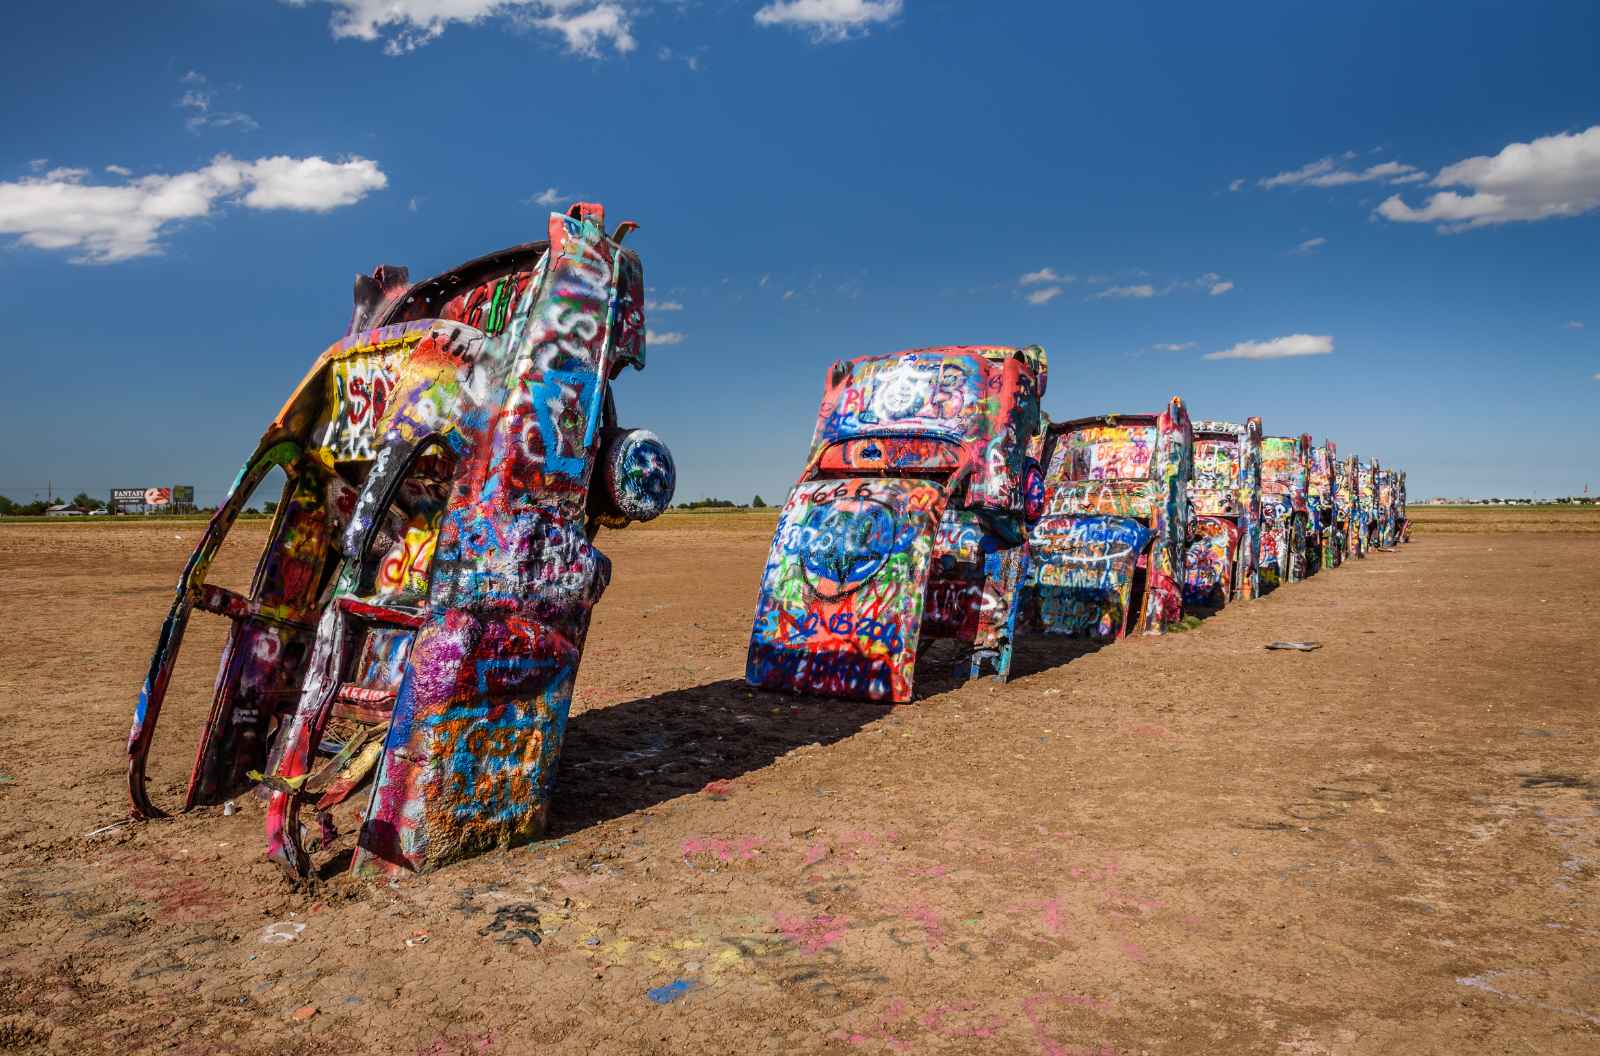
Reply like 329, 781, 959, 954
673, 496, 770, 510
0, 492, 106, 515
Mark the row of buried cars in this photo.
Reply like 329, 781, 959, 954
745, 345, 1409, 703
123, 213, 1406, 879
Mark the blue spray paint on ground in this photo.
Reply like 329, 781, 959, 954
646, 979, 697, 1005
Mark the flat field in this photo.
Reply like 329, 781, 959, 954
0, 508, 1596, 1055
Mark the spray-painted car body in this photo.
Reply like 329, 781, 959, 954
746, 346, 1047, 703
128, 204, 675, 878
1182, 417, 1262, 606
1307, 440, 1342, 572
1393, 470, 1409, 543
1025, 398, 1193, 639
1357, 459, 1379, 554
1259, 433, 1312, 586
1377, 468, 1407, 546
1338, 456, 1361, 558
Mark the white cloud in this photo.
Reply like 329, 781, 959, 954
289, 0, 636, 56
1292, 236, 1327, 254
177, 73, 258, 132
1092, 283, 1155, 299
648, 298, 683, 311
782, 289, 797, 301
1208, 280, 1234, 296
1228, 178, 1245, 192
0, 155, 386, 263
1205, 334, 1333, 361
1568, 320, 1585, 329
1375, 125, 1600, 232
529, 187, 569, 207
531, 3, 634, 56
408, 196, 423, 212
188, 110, 261, 132
1153, 342, 1195, 352
754, 0, 902, 42
1019, 266, 1070, 286
235, 155, 387, 210
1260, 156, 1426, 190
105, 165, 132, 177
647, 329, 685, 345
1025, 286, 1063, 306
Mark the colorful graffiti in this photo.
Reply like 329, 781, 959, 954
128, 203, 673, 878
1307, 439, 1341, 572
1258, 433, 1311, 587
1182, 418, 1262, 606
1026, 399, 1193, 639
1356, 458, 1379, 555
748, 346, 1047, 702
1376, 467, 1409, 546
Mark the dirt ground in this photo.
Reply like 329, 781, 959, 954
1, 511, 1596, 1055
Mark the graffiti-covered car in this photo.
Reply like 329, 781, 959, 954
128, 203, 675, 878
1025, 398, 1193, 639
1259, 433, 1312, 586
1357, 458, 1379, 554
1339, 456, 1362, 559
1394, 470, 1409, 543
1307, 439, 1342, 572
1182, 417, 1262, 607
1377, 467, 1407, 546
746, 346, 1047, 703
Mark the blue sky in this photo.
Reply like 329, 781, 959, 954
2, 0, 1596, 505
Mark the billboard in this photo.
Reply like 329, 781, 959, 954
111, 487, 146, 513
172, 485, 195, 506
145, 487, 172, 508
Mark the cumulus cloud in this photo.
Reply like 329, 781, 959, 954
1292, 236, 1327, 254
1025, 286, 1063, 306
104, 164, 133, 177
529, 187, 569, 207
1019, 266, 1068, 286
288, 0, 636, 56
754, 0, 902, 42
0, 155, 386, 263
1260, 156, 1426, 190
1205, 334, 1334, 361
1375, 125, 1600, 232
647, 329, 685, 345
1208, 280, 1233, 295
1092, 283, 1155, 299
